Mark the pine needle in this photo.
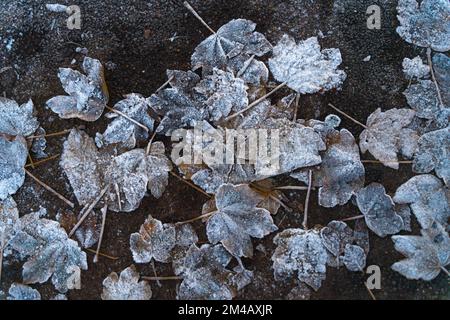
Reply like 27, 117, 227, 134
327, 103, 368, 129
25, 154, 60, 168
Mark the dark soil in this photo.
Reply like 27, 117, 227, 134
0, 0, 448, 300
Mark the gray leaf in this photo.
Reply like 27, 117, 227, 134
0, 135, 28, 200
0, 98, 39, 137
101, 265, 152, 300
7, 283, 41, 301
341, 244, 366, 272
404, 80, 441, 120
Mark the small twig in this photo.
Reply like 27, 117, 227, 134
141, 275, 182, 281
27, 153, 35, 169
105, 106, 149, 132
114, 183, 122, 212
303, 170, 313, 230
85, 248, 119, 260
25, 154, 60, 168
293, 93, 300, 122
225, 82, 287, 121
146, 130, 158, 156
156, 75, 174, 93
237, 55, 255, 78
361, 160, 412, 164
441, 266, 450, 277
183, 1, 216, 34
269, 194, 292, 213
169, 171, 211, 198
427, 48, 444, 109
69, 186, 109, 237
0, 235, 5, 284
176, 210, 215, 225
151, 260, 162, 287
364, 282, 377, 300
94, 205, 108, 263
275, 186, 311, 191
340, 215, 365, 222
26, 129, 71, 140
327, 103, 368, 129
25, 169, 74, 208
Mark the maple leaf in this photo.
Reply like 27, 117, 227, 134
272, 228, 328, 291
101, 265, 152, 300
396, 0, 450, 52
7, 283, 41, 301
46, 57, 109, 121
96, 93, 155, 149
0, 135, 28, 201
392, 222, 450, 281
393, 174, 449, 229
191, 19, 272, 75
359, 108, 418, 169
0, 98, 39, 137
9, 212, 88, 293
355, 183, 408, 237
268, 35, 346, 94
206, 184, 277, 258
413, 127, 449, 186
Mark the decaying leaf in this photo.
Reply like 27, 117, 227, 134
46, 57, 109, 121
191, 19, 272, 74
359, 108, 418, 169
394, 174, 449, 229
355, 183, 407, 237
413, 127, 450, 186
404, 80, 442, 120
0, 135, 28, 201
96, 93, 154, 149
167, 69, 201, 95
392, 222, 450, 281
268, 35, 346, 94
0, 196, 20, 254
8, 212, 88, 293
227, 54, 269, 86
30, 127, 47, 159
320, 220, 353, 262
101, 265, 152, 300
341, 244, 366, 272
7, 283, 41, 301
272, 228, 328, 291
0, 98, 39, 137
402, 56, 430, 79
206, 184, 277, 257
433, 53, 450, 106
396, 0, 450, 52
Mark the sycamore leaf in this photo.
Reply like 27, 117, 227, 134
396, 0, 450, 52
433, 53, 450, 106
46, 57, 109, 121
0, 135, 28, 201
413, 127, 449, 185
355, 183, 407, 237
402, 56, 430, 79
268, 35, 346, 94
95, 93, 154, 149
7, 283, 41, 301
393, 174, 449, 229
9, 212, 88, 293
392, 222, 450, 281
206, 184, 277, 258
359, 108, 418, 169
404, 80, 442, 120
101, 265, 152, 300
0, 98, 39, 137
341, 244, 366, 272
0, 196, 20, 252
191, 19, 272, 75
272, 228, 328, 291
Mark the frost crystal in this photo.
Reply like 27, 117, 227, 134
7, 283, 41, 301
0, 135, 28, 200
355, 183, 406, 237
396, 0, 450, 52
0, 98, 39, 137
402, 56, 430, 79
46, 57, 109, 121
269, 35, 346, 94
393, 174, 449, 229
404, 80, 441, 120
359, 108, 418, 169
206, 184, 277, 257
191, 19, 272, 75
272, 228, 328, 291
392, 222, 450, 281
9, 212, 88, 293
96, 93, 154, 149
101, 265, 152, 300
413, 127, 449, 185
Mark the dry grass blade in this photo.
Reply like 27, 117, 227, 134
25, 154, 60, 168
94, 205, 108, 263
340, 215, 365, 222
105, 106, 149, 132
141, 275, 182, 281
183, 1, 216, 34
169, 171, 211, 198
156, 75, 174, 93
327, 103, 367, 129
176, 210, 215, 225
302, 170, 313, 230
85, 248, 119, 260
427, 48, 444, 109
26, 129, 71, 140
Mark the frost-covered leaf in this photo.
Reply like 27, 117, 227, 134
0, 196, 20, 252
95, 93, 154, 149
193, 69, 248, 122
272, 228, 328, 291
353, 219, 370, 254
355, 183, 406, 237
0, 135, 28, 201
227, 54, 269, 86
9, 212, 88, 293
206, 184, 277, 257
46, 57, 109, 121
320, 221, 353, 259
167, 69, 201, 94
413, 127, 449, 185
396, 0, 450, 52
341, 244, 366, 272
101, 265, 152, 300
30, 127, 47, 159
191, 19, 272, 74
404, 80, 442, 120
0, 98, 39, 137
402, 56, 430, 79
268, 35, 346, 94
394, 174, 449, 229
359, 108, 418, 169
392, 222, 450, 281
433, 53, 450, 106
7, 283, 41, 301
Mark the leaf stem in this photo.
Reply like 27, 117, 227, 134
327, 103, 368, 129
94, 204, 108, 263
25, 154, 60, 168
85, 248, 119, 260
427, 48, 444, 109
26, 129, 71, 140
141, 275, 182, 281
303, 170, 313, 230
176, 210, 215, 225
105, 106, 149, 132
237, 55, 255, 78
183, 1, 216, 34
